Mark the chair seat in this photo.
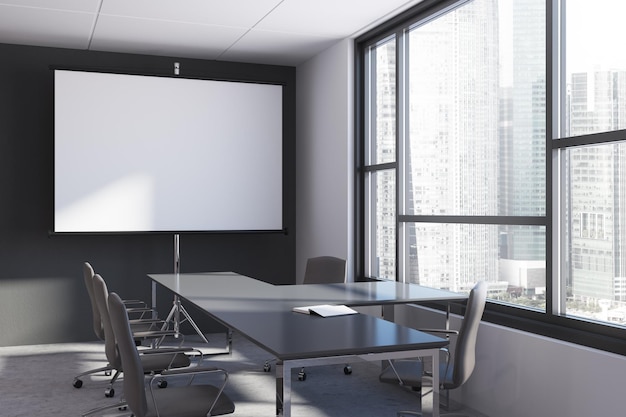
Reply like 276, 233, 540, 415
145, 383, 235, 416
379, 360, 455, 389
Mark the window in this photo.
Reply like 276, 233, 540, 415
357, 0, 626, 354
364, 36, 397, 280
556, 0, 626, 325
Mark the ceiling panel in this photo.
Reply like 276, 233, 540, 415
0, 0, 101, 12
221, 29, 339, 66
258, 0, 417, 37
0, 4, 95, 49
100, 0, 283, 27
91, 15, 247, 60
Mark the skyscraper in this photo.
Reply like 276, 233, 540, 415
568, 70, 626, 304
405, 0, 500, 291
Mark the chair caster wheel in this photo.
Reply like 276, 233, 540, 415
105, 387, 115, 397
73, 379, 83, 388
263, 362, 271, 372
344, 365, 352, 375
157, 379, 168, 388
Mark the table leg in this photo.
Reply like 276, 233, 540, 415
420, 352, 440, 417
381, 304, 395, 321
276, 361, 292, 416
227, 328, 233, 354
151, 280, 157, 319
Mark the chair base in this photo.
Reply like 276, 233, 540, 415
73, 364, 114, 388
82, 400, 127, 417
398, 413, 471, 417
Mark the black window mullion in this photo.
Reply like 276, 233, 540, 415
395, 26, 407, 282
399, 215, 547, 226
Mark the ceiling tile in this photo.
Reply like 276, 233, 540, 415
221, 29, 338, 66
258, 0, 418, 37
0, 4, 95, 49
90, 15, 247, 60
100, 0, 282, 27
0, 0, 101, 12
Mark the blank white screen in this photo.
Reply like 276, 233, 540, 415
54, 70, 283, 233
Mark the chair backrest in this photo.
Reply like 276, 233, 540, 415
83, 262, 105, 340
92, 273, 122, 370
108, 291, 149, 417
303, 256, 346, 284
450, 281, 487, 388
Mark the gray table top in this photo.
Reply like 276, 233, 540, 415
149, 272, 460, 360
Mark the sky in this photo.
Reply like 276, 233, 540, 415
498, 0, 626, 86
566, 0, 626, 74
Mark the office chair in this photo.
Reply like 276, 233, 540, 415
264, 256, 347, 380
105, 291, 235, 417
73, 263, 114, 388
73, 262, 173, 390
302, 256, 346, 284
89, 273, 197, 399
379, 281, 487, 416
82, 261, 157, 319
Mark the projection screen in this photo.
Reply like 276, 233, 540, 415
54, 69, 283, 233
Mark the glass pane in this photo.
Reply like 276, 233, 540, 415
404, 0, 545, 217
365, 169, 396, 280
366, 37, 396, 166
404, 222, 546, 310
565, 1, 626, 137
564, 141, 626, 325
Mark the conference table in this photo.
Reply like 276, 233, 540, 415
148, 272, 467, 417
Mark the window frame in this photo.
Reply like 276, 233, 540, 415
355, 0, 626, 355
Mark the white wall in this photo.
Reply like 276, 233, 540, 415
295, 39, 354, 283
297, 38, 626, 417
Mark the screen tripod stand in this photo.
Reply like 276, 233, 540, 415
161, 234, 209, 344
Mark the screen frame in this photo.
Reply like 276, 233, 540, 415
51, 66, 288, 236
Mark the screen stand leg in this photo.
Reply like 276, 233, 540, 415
163, 294, 210, 344
161, 234, 210, 345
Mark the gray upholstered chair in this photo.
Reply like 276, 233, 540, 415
90, 273, 194, 399
107, 291, 235, 417
302, 256, 346, 284
81, 261, 157, 321
73, 262, 176, 391
379, 281, 487, 416
73, 262, 114, 388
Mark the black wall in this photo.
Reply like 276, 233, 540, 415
0, 43, 296, 346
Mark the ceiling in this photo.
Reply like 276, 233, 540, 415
0, 0, 421, 66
